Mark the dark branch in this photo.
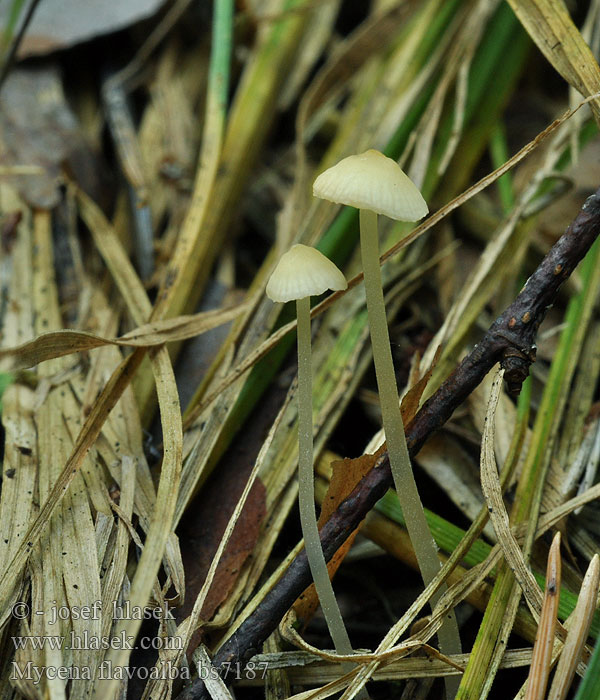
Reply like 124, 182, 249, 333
177, 189, 600, 700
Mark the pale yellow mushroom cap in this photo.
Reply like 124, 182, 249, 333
266, 244, 347, 303
313, 149, 428, 222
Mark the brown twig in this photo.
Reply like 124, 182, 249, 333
176, 188, 600, 700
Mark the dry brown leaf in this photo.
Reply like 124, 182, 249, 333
293, 446, 385, 625
401, 346, 442, 424
318, 447, 386, 528
179, 474, 267, 625
524, 533, 562, 700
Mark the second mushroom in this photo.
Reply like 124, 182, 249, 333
266, 244, 355, 658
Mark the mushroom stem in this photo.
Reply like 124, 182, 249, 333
359, 210, 461, 696
359, 209, 441, 585
296, 296, 354, 656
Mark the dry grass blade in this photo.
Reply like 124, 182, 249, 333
76, 186, 152, 321
480, 369, 545, 616
279, 608, 429, 666
155, 0, 232, 308
407, 0, 499, 187
264, 631, 292, 700
194, 646, 235, 700
535, 483, 600, 536
0, 301, 250, 370
547, 554, 600, 700
0, 192, 36, 626
97, 358, 182, 698
103, 78, 149, 203
252, 648, 538, 686
506, 0, 600, 124
524, 532, 562, 700
104, 0, 196, 91
296, 1, 409, 134
2, 209, 111, 697
281, 555, 503, 700
0, 348, 145, 622
286, 0, 413, 236
334, 545, 503, 698
146, 390, 293, 697
380, 91, 600, 267
74, 186, 184, 696
277, 0, 340, 111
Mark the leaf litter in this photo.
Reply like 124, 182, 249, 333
2, 2, 600, 699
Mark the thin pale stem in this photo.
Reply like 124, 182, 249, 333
359, 208, 461, 697
296, 296, 354, 656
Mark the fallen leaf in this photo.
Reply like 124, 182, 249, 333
4, 0, 169, 58
401, 345, 442, 425
293, 445, 386, 625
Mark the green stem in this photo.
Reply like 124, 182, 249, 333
574, 621, 600, 700
296, 297, 353, 656
359, 209, 461, 695
359, 210, 440, 584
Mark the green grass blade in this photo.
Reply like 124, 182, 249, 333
574, 637, 600, 700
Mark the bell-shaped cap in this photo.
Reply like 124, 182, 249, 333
313, 149, 428, 222
266, 244, 347, 303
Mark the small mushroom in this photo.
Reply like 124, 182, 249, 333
314, 150, 442, 596
266, 244, 354, 656
314, 152, 462, 697
312, 148, 428, 221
